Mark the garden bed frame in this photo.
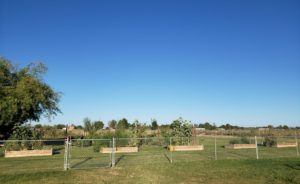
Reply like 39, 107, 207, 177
100, 147, 138, 153
225, 144, 256, 149
5, 149, 53, 158
274, 143, 297, 148
169, 145, 204, 151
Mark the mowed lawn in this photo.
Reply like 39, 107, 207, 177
0, 137, 299, 184
0, 158, 300, 184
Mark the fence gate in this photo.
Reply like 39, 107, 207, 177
112, 137, 172, 167
64, 138, 112, 170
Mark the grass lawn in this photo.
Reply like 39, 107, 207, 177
0, 158, 300, 184
0, 137, 299, 184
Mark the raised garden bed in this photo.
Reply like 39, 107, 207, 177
225, 144, 256, 149
5, 149, 53, 158
274, 143, 297, 148
168, 145, 204, 151
100, 147, 138, 153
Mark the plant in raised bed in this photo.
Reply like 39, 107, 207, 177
4, 124, 41, 151
229, 137, 250, 144
170, 117, 192, 145
3, 124, 53, 157
128, 120, 145, 147
225, 136, 256, 149
263, 136, 277, 147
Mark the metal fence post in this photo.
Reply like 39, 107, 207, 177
68, 138, 72, 169
64, 137, 69, 171
170, 137, 173, 163
112, 137, 115, 167
295, 133, 299, 157
255, 136, 259, 159
215, 135, 217, 160
109, 140, 112, 166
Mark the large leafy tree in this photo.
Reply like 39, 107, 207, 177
151, 119, 158, 130
108, 119, 117, 129
94, 120, 104, 130
83, 118, 103, 137
117, 118, 129, 129
0, 57, 61, 138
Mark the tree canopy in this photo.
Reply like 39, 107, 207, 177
117, 118, 129, 129
151, 119, 158, 130
83, 118, 104, 136
0, 58, 61, 138
108, 119, 117, 129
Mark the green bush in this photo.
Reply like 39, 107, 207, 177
93, 140, 110, 152
229, 137, 250, 144
4, 124, 44, 151
263, 136, 277, 147
32, 141, 43, 150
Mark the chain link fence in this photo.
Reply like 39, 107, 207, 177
0, 139, 65, 174
0, 135, 299, 172
67, 138, 112, 169
112, 137, 171, 166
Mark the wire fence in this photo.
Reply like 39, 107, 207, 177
0, 139, 65, 174
0, 135, 299, 172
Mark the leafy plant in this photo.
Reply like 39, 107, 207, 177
263, 136, 277, 147
4, 124, 44, 150
170, 118, 192, 145
229, 137, 250, 144
93, 140, 110, 152
83, 118, 104, 137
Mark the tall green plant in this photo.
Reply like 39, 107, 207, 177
170, 117, 192, 145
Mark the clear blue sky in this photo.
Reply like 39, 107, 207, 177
1, 0, 299, 127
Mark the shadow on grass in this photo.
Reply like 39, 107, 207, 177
115, 155, 125, 166
53, 148, 63, 155
164, 152, 172, 163
285, 163, 300, 170
225, 150, 255, 159
71, 157, 92, 168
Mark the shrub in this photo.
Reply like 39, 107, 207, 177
170, 118, 192, 145
32, 141, 43, 150
263, 136, 277, 147
4, 141, 22, 151
229, 137, 250, 144
4, 124, 44, 151
93, 140, 110, 152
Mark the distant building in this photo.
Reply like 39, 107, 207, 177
62, 125, 75, 131
195, 128, 205, 132
68, 125, 75, 131
258, 128, 269, 132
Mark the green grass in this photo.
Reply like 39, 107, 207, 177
0, 137, 299, 184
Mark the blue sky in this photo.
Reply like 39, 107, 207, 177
1, 0, 299, 127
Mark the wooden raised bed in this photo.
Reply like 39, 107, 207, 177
225, 144, 256, 149
5, 149, 53, 158
100, 147, 138, 153
274, 143, 297, 148
168, 145, 204, 151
